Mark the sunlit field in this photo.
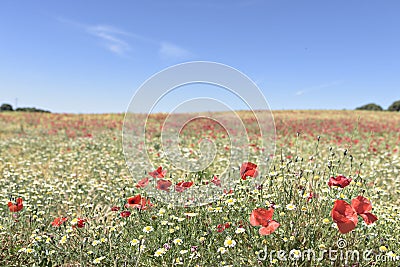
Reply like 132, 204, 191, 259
1, 110, 399, 266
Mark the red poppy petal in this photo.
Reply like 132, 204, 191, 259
328, 176, 351, 188
336, 221, 357, 234
245, 169, 258, 178
250, 208, 274, 226
331, 200, 358, 223
175, 185, 185, 192
156, 179, 172, 192
243, 162, 257, 170
331, 200, 358, 234
240, 162, 257, 176
136, 178, 149, 188
360, 212, 378, 225
182, 181, 193, 188
351, 196, 372, 214
127, 195, 142, 205
259, 220, 280, 235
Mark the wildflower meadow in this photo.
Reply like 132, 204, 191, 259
1, 110, 399, 266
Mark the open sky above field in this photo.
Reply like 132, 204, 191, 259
0, 0, 399, 113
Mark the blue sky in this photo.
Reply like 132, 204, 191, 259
0, 0, 399, 113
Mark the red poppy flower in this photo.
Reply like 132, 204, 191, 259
351, 196, 378, 225
250, 208, 280, 235
216, 224, 225, 232
136, 177, 149, 188
111, 206, 120, 211
120, 211, 131, 218
240, 162, 258, 180
149, 166, 166, 178
211, 176, 221, 187
126, 195, 142, 208
175, 181, 193, 192
7, 198, 23, 212
125, 194, 153, 210
331, 200, 358, 234
223, 188, 234, 194
307, 192, 313, 202
51, 217, 68, 227
76, 218, 87, 228
156, 179, 172, 192
216, 222, 232, 232
328, 175, 352, 188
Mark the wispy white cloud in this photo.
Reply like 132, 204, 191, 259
58, 17, 194, 59
159, 42, 193, 60
295, 80, 344, 96
86, 25, 131, 55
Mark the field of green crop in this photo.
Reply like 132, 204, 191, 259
0, 110, 399, 266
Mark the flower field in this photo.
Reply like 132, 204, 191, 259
0, 110, 399, 266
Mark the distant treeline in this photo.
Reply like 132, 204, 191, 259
356, 100, 400, 112
2, 101, 399, 113
0, 103, 50, 113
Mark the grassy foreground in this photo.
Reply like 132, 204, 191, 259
0, 110, 399, 266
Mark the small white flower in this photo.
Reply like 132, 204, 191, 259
143, 226, 154, 233
174, 257, 184, 265
224, 237, 236, 248
290, 249, 301, 259
60, 235, 68, 244
286, 204, 296, 211
154, 248, 166, 257
130, 239, 139, 246
218, 247, 227, 254
173, 238, 183, 245
158, 208, 166, 216
180, 250, 188, 254
26, 248, 34, 254
225, 198, 236, 206
235, 228, 245, 234
93, 256, 106, 264
214, 207, 223, 213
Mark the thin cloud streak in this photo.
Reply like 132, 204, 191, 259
295, 80, 344, 96
86, 25, 131, 55
159, 42, 193, 60
57, 17, 193, 59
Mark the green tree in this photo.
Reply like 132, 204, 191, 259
0, 103, 13, 111
356, 103, 383, 111
16, 107, 50, 113
388, 100, 400, 112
